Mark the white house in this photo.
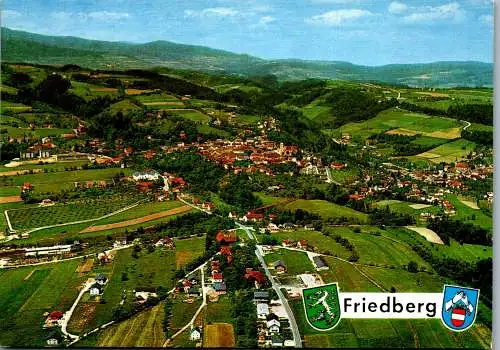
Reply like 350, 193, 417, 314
135, 291, 158, 301
89, 284, 103, 296
257, 303, 270, 319
267, 319, 280, 333
189, 327, 202, 341
132, 171, 160, 182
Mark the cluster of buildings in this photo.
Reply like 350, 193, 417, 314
254, 291, 295, 348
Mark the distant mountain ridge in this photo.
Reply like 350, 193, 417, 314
1, 27, 493, 87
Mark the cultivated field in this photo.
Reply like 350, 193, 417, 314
203, 323, 235, 348
0, 260, 86, 347
328, 227, 433, 269
79, 204, 191, 233
96, 304, 166, 347
281, 199, 368, 223
339, 108, 463, 140
7, 194, 143, 230
0, 167, 132, 194
416, 139, 476, 163
174, 236, 205, 267
68, 247, 176, 334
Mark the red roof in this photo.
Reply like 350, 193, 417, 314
456, 162, 469, 169
220, 246, 232, 256
212, 273, 223, 280
49, 311, 63, 320
216, 231, 237, 243
246, 212, 264, 220
349, 194, 365, 201
244, 271, 266, 284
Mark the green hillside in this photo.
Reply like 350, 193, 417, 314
1, 27, 492, 87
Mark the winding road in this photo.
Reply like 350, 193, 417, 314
178, 196, 302, 347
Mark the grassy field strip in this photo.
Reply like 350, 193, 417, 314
80, 204, 192, 233
7, 199, 146, 233
459, 199, 480, 210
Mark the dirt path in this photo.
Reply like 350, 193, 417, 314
0, 169, 41, 176
0, 196, 22, 203
80, 205, 192, 233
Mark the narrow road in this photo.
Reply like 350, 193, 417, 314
255, 246, 302, 348
61, 280, 94, 342
324, 167, 341, 186
163, 262, 208, 347
178, 195, 302, 346
462, 120, 471, 130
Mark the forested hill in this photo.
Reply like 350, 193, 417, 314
1, 27, 493, 87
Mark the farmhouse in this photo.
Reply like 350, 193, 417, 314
245, 271, 266, 288
272, 260, 287, 273
189, 327, 202, 341
132, 170, 159, 181
242, 211, 264, 222
213, 282, 227, 295
216, 231, 237, 244
95, 274, 108, 285
212, 273, 224, 283
89, 283, 103, 296
297, 240, 308, 250
266, 318, 281, 334
313, 256, 329, 271
45, 329, 64, 346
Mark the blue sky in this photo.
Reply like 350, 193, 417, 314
1, 0, 493, 65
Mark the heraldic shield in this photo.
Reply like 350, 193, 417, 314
302, 282, 341, 331
441, 285, 479, 332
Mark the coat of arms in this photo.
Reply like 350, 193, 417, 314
302, 282, 341, 331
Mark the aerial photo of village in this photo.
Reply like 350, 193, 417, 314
0, 0, 494, 348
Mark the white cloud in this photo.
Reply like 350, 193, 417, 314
50, 10, 130, 22
402, 2, 464, 23
2, 10, 22, 18
259, 15, 275, 25
306, 9, 373, 26
184, 7, 240, 18
479, 14, 493, 24
388, 1, 408, 14
86, 11, 130, 20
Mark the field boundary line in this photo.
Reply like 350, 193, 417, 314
5, 199, 147, 234
80, 204, 192, 233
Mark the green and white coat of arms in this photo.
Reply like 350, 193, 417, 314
302, 282, 341, 331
